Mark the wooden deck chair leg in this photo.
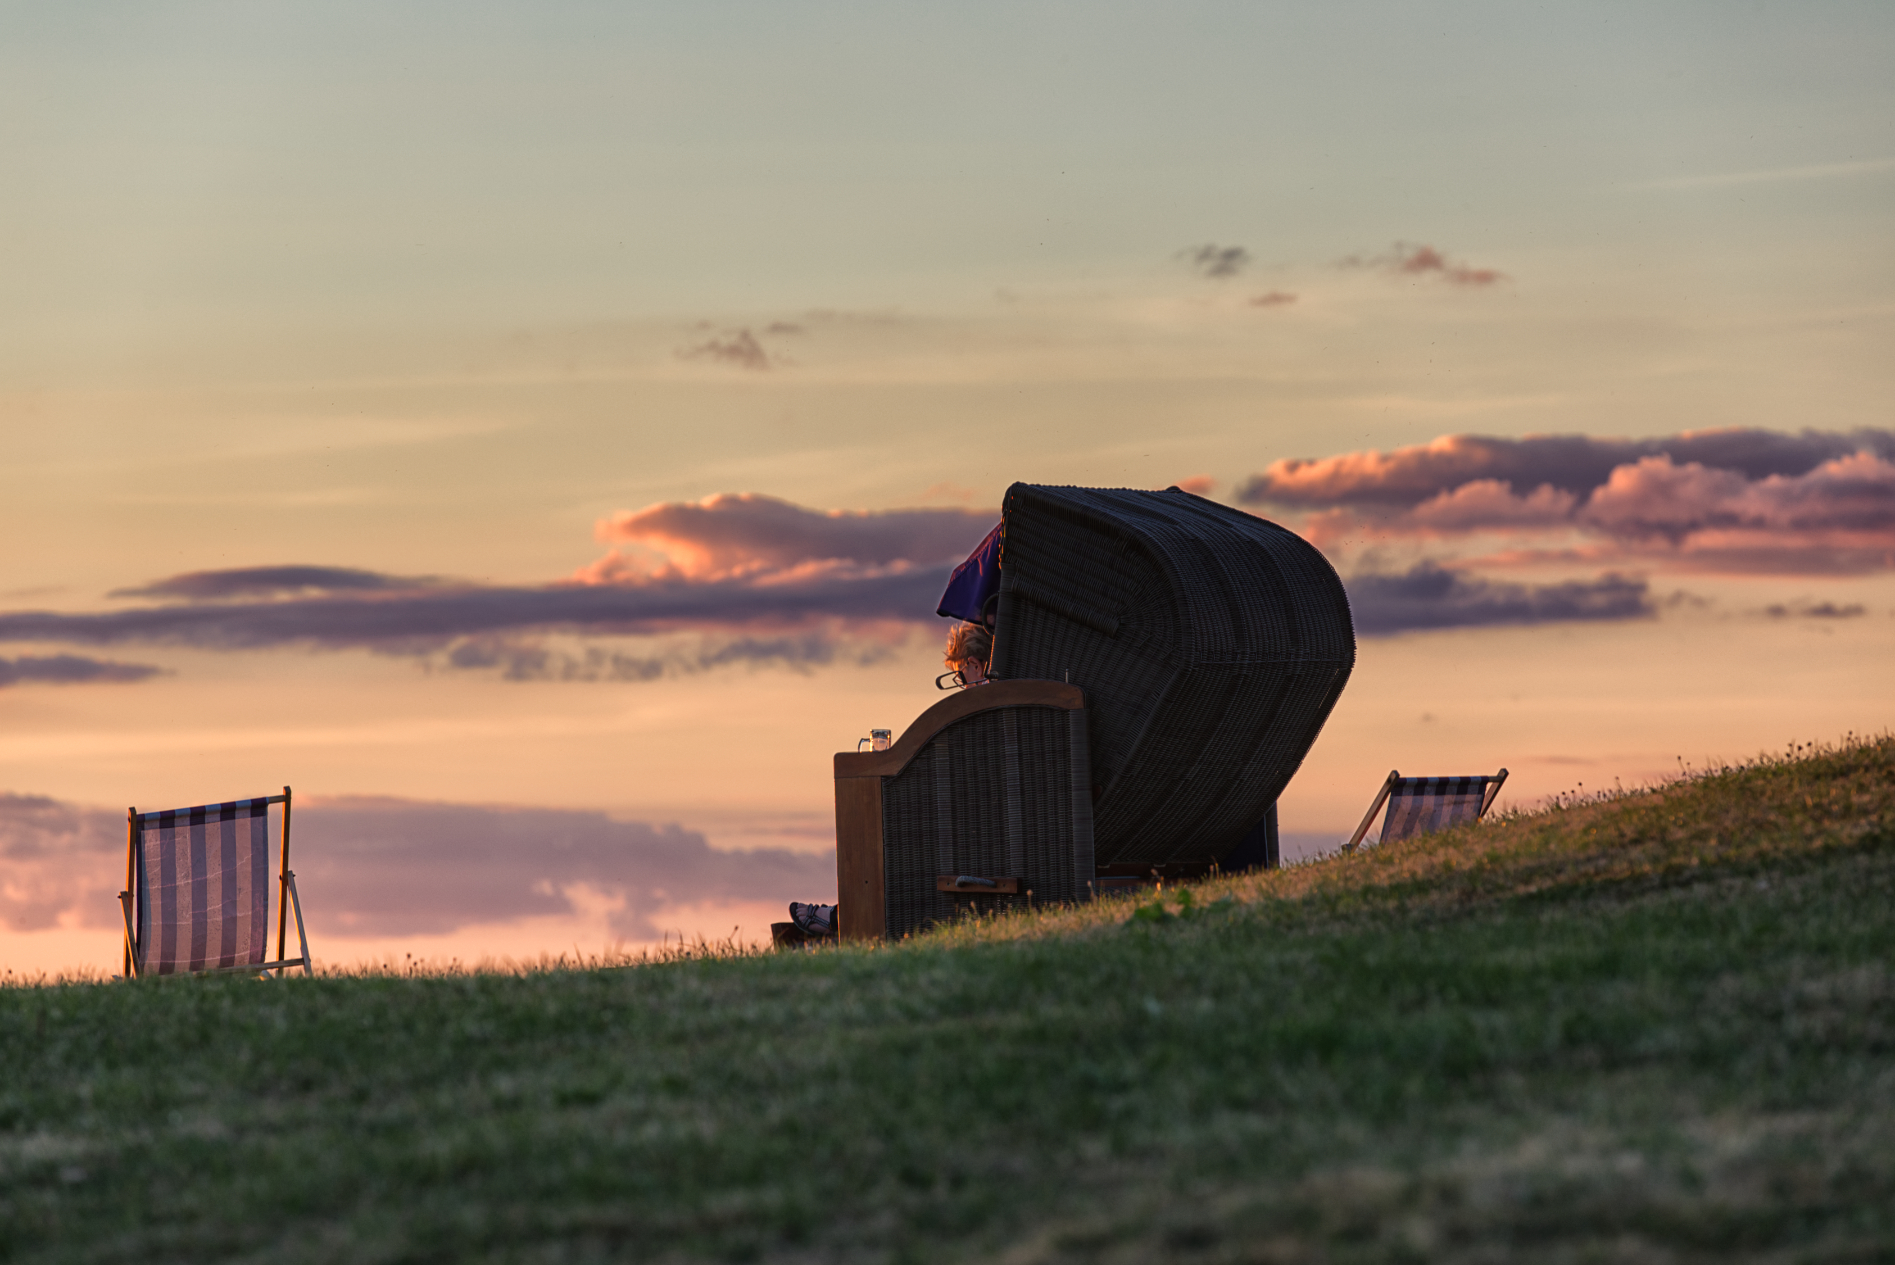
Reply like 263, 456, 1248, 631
123, 808, 138, 978
119, 890, 139, 980
1345, 770, 1400, 853
1479, 768, 1510, 818
284, 871, 313, 976
276, 786, 293, 968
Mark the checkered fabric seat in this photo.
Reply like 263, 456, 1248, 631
1345, 769, 1509, 852
120, 787, 311, 978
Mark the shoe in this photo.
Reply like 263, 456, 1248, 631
788, 901, 837, 937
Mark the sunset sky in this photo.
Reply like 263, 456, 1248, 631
4, 1, 1892, 975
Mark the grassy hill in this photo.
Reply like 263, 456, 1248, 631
3, 736, 1892, 1263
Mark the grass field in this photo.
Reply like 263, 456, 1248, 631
3, 736, 1892, 1263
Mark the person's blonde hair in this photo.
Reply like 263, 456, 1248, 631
943, 621, 992, 671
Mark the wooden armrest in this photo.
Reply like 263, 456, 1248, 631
835, 679, 1083, 779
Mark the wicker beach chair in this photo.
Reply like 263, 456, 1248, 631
834, 680, 1093, 939
119, 787, 312, 978
834, 483, 1355, 940
1343, 769, 1509, 852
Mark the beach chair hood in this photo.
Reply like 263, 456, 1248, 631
987, 483, 1355, 868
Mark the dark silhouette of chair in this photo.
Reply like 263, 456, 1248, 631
1343, 769, 1508, 852
834, 484, 1354, 940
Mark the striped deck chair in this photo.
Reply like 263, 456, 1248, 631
119, 786, 311, 978
1344, 768, 1509, 852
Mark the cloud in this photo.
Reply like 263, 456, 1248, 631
1179, 243, 1250, 278
0, 794, 120, 931
1243, 429, 1895, 509
1586, 449, 1895, 535
919, 482, 978, 504
1341, 241, 1506, 286
0, 654, 163, 688
1249, 291, 1297, 307
112, 565, 436, 601
1636, 156, 1895, 190
1345, 564, 1654, 635
0, 494, 1004, 677
592, 492, 996, 580
1573, 451, 1895, 573
1763, 601, 1866, 620
0, 793, 833, 940
1240, 429, 1895, 575
679, 328, 772, 371
1171, 476, 1217, 496
297, 798, 831, 939
440, 631, 898, 682
1406, 480, 1580, 532
0, 567, 950, 653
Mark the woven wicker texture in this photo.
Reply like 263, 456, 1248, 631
880, 704, 1093, 940
988, 484, 1355, 867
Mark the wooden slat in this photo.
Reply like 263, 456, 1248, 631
1345, 769, 1401, 853
119, 891, 138, 979
1480, 768, 1510, 817
123, 808, 138, 977
284, 870, 312, 977
128, 956, 308, 980
276, 786, 293, 968
834, 777, 885, 941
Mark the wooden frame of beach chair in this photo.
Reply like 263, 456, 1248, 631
834, 680, 1094, 941
1343, 768, 1509, 853
120, 786, 312, 979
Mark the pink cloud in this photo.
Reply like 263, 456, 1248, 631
919, 481, 978, 504
1581, 456, 1754, 542
1583, 452, 1895, 572
591, 493, 996, 581
1409, 480, 1579, 532
1294, 481, 1582, 551
1242, 428, 1895, 509
0, 494, 1003, 683
1244, 433, 1566, 506
1243, 431, 1895, 575
0, 794, 118, 931
1341, 241, 1507, 287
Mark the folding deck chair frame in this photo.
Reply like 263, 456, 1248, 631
120, 786, 312, 979
1344, 768, 1509, 853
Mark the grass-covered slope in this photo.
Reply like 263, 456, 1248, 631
3, 737, 1892, 1263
